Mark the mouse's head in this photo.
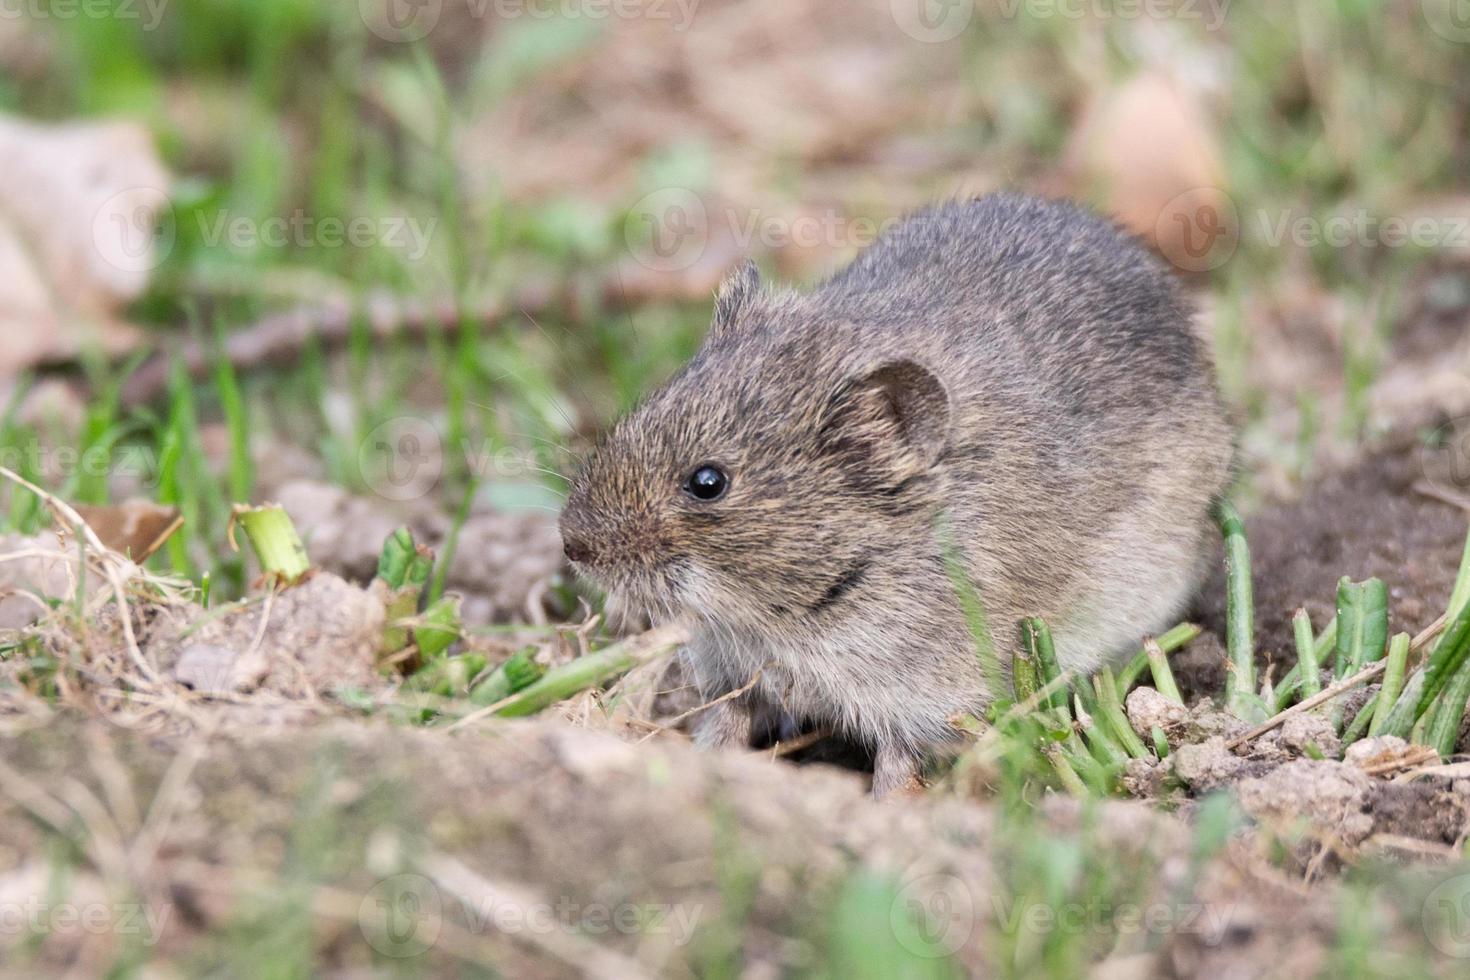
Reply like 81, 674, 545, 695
559, 262, 952, 630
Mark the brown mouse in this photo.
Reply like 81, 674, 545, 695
559, 193, 1234, 794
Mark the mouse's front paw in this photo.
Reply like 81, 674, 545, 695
871, 742, 925, 798
691, 698, 753, 750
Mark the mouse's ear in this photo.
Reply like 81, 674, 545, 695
820, 359, 951, 484
709, 260, 761, 341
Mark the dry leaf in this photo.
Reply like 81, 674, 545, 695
1063, 71, 1233, 275
0, 115, 169, 378
74, 501, 183, 564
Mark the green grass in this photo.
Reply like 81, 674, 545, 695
4, 0, 1460, 594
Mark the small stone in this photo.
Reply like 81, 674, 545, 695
1277, 712, 1342, 760
1120, 758, 1166, 798
173, 643, 268, 694
1169, 736, 1246, 791
1344, 735, 1410, 769
1234, 759, 1375, 848
1125, 686, 1188, 740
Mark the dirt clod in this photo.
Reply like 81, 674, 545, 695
1126, 685, 1189, 740
147, 572, 384, 697
1170, 736, 1248, 791
1236, 759, 1375, 850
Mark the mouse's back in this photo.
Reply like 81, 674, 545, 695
809, 194, 1233, 680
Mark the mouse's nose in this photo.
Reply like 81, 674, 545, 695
561, 528, 595, 565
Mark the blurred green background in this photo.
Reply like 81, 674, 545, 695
0, 0, 1467, 590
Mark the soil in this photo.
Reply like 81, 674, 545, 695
1, 717, 1463, 979
1188, 429, 1470, 703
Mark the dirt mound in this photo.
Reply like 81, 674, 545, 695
7, 718, 1460, 978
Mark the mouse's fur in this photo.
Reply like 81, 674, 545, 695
560, 193, 1234, 794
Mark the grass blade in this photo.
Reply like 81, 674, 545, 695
1335, 577, 1389, 679
1093, 670, 1148, 760
1423, 526, 1470, 755
1367, 632, 1410, 739
1412, 594, 1470, 719
1021, 617, 1066, 714
1216, 501, 1259, 721
1273, 617, 1339, 712
468, 624, 689, 722
1144, 637, 1183, 704
1331, 578, 1388, 730
1116, 622, 1201, 697
1294, 609, 1321, 701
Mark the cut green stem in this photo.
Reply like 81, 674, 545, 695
1021, 617, 1066, 714
1368, 632, 1410, 739
414, 595, 463, 660
229, 504, 311, 585
1144, 637, 1183, 704
1293, 609, 1320, 701
1273, 617, 1339, 712
483, 624, 689, 720
1094, 669, 1148, 760
1217, 500, 1259, 721
1116, 622, 1201, 697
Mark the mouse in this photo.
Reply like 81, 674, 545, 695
559, 193, 1234, 795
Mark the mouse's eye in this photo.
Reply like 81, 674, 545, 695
683, 464, 730, 502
